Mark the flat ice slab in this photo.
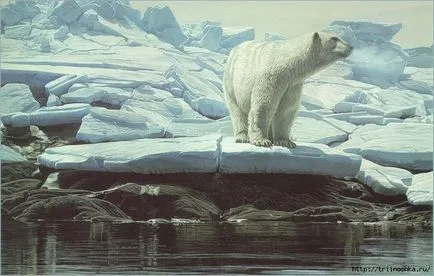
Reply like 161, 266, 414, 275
356, 159, 413, 196
406, 172, 433, 206
1, 103, 91, 127
38, 135, 222, 174
219, 138, 362, 178
37, 135, 362, 178
337, 123, 433, 171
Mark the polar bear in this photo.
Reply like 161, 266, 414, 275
223, 32, 353, 148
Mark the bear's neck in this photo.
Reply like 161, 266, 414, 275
284, 45, 322, 83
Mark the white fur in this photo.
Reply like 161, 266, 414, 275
223, 32, 353, 147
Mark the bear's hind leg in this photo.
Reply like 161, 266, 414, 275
226, 99, 249, 143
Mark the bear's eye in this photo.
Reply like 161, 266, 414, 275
330, 38, 338, 48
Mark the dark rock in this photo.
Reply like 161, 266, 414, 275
1, 178, 41, 196
14, 195, 132, 222
2, 172, 431, 223
2, 125, 51, 160
92, 182, 221, 221
1, 162, 39, 183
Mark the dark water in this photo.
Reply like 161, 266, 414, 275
1, 220, 432, 275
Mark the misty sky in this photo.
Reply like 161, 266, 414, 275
130, 1, 433, 48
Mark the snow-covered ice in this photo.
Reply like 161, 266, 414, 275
165, 118, 232, 138
220, 138, 362, 178
37, 134, 361, 178
356, 159, 413, 196
337, 123, 433, 171
38, 134, 221, 173
165, 112, 350, 146
406, 172, 433, 205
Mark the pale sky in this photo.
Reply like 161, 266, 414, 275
131, 1, 433, 48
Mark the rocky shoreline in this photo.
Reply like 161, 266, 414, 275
2, 165, 432, 226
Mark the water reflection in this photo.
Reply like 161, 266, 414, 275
1, 220, 432, 275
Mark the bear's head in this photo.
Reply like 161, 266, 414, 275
311, 32, 353, 66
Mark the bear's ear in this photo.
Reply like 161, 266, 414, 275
313, 32, 320, 41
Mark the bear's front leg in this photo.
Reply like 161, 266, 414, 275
272, 84, 303, 148
248, 88, 281, 148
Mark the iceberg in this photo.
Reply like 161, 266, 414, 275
199, 25, 223, 52
221, 26, 254, 49
50, 0, 83, 24
405, 45, 434, 68
140, 5, 187, 49
325, 20, 409, 88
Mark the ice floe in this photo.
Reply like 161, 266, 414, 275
76, 107, 165, 143
219, 138, 361, 178
356, 159, 413, 196
406, 172, 433, 205
337, 123, 433, 171
1, 103, 91, 127
38, 134, 361, 178
0, 83, 40, 116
